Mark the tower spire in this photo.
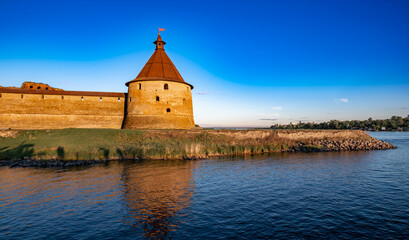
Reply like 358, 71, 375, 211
154, 33, 166, 50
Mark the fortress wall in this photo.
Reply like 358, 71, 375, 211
123, 81, 195, 129
0, 92, 125, 129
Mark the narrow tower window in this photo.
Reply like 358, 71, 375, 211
42, 94, 44, 99
166, 108, 171, 113
156, 96, 160, 101
62, 95, 64, 100
100, 97, 102, 101
0, 94, 2, 98
164, 83, 168, 90
21, 94, 24, 99
130, 97, 132, 102
139, 83, 142, 90
81, 97, 84, 101
118, 97, 120, 102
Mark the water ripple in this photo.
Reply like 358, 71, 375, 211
0, 132, 409, 239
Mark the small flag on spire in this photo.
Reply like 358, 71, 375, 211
159, 28, 166, 32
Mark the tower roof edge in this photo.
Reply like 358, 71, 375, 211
127, 33, 193, 88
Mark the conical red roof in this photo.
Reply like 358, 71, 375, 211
126, 33, 193, 88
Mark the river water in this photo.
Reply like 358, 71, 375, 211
0, 132, 408, 239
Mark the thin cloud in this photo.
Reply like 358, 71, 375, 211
334, 98, 348, 103
272, 106, 283, 110
400, 107, 408, 109
259, 118, 278, 121
197, 92, 209, 95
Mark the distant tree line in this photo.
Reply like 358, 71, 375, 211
270, 115, 409, 131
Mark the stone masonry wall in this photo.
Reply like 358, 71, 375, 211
0, 92, 125, 129
123, 80, 195, 129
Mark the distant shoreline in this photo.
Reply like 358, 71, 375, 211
206, 128, 409, 132
270, 115, 409, 132
0, 129, 396, 168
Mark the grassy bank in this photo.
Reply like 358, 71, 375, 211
0, 129, 386, 161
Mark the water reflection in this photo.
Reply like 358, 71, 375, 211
120, 160, 195, 238
0, 138, 406, 240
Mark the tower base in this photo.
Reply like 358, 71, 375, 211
122, 115, 195, 130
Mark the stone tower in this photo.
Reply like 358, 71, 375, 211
123, 33, 195, 129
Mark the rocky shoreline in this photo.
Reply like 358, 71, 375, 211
293, 137, 396, 152
0, 137, 396, 168
0, 158, 110, 168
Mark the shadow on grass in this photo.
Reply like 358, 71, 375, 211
57, 146, 65, 160
0, 143, 35, 160
99, 148, 110, 159
116, 148, 124, 159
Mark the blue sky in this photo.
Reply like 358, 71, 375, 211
0, 0, 408, 127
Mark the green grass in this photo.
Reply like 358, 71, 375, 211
0, 129, 369, 161
0, 129, 142, 160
